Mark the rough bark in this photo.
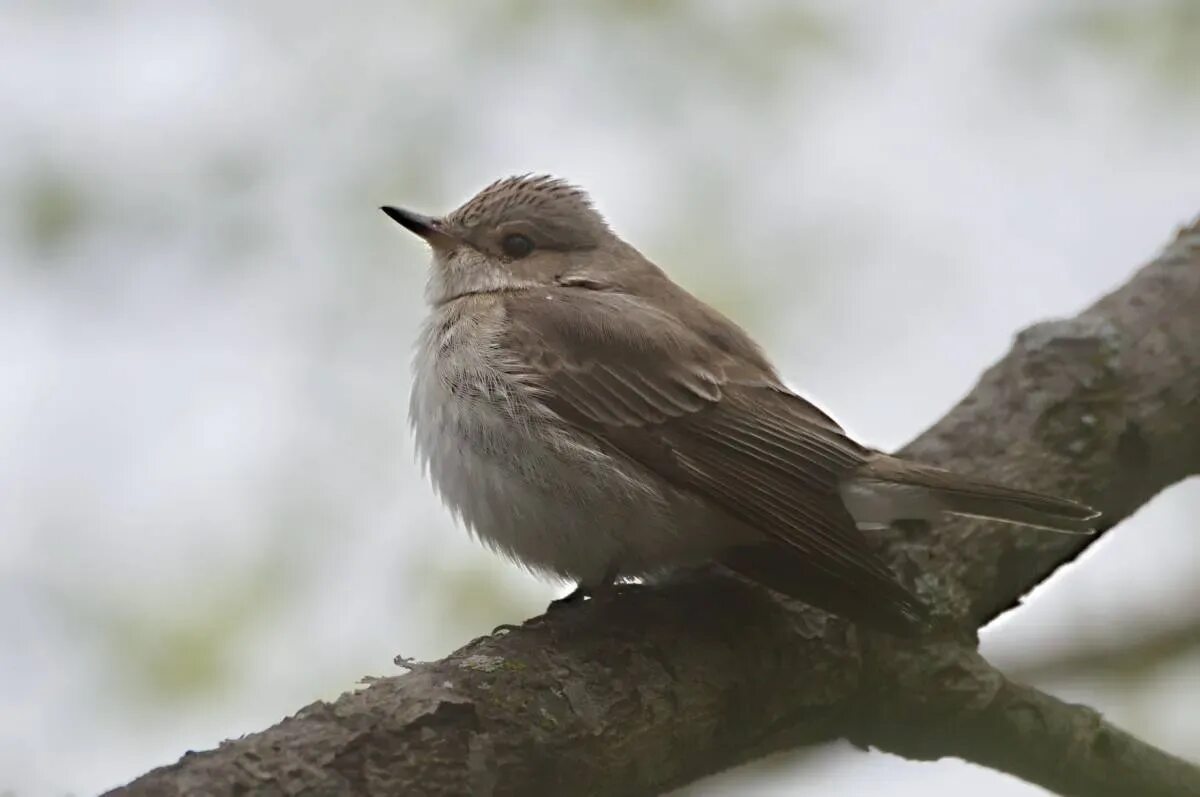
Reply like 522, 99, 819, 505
109, 220, 1200, 797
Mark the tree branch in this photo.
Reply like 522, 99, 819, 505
860, 642, 1200, 797
108, 220, 1200, 796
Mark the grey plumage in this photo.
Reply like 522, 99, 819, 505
386, 175, 1100, 635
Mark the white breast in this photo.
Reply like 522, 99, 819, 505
410, 297, 714, 586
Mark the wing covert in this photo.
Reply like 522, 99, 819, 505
500, 288, 919, 611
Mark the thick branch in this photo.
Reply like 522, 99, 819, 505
861, 643, 1200, 797
109, 221, 1200, 796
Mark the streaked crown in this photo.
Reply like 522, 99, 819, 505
445, 174, 610, 251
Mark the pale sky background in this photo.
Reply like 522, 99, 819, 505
2, 1, 1199, 795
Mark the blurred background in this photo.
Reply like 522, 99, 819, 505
3, 1, 1199, 794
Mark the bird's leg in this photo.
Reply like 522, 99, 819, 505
548, 584, 591, 610
496, 569, 622, 633
493, 594, 589, 633
547, 565, 621, 612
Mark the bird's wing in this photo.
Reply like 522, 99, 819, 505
500, 288, 922, 619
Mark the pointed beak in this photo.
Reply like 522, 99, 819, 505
380, 206, 457, 248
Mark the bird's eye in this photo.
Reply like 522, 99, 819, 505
501, 233, 534, 259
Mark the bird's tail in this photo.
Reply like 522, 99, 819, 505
848, 456, 1100, 534
720, 543, 929, 637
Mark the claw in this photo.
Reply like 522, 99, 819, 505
548, 584, 591, 612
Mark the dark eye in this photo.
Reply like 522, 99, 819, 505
501, 233, 534, 259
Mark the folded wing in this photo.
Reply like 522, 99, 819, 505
502, 289, 928, 630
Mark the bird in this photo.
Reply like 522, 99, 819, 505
382, 174, 1099, 635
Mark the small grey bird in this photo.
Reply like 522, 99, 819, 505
383, 175, 1098, 634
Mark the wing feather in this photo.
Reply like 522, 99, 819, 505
500, 288, 924, 622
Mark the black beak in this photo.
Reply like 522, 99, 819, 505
380, 206, 441, 238
381, 205, 459, 250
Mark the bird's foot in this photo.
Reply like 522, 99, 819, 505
548, 584, 592, 612
547, 568, 623, 613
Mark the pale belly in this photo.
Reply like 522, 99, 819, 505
409, 311, 734, 585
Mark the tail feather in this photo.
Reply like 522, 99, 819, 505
720, 543, 929, 637
852, 456, 1101, 535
